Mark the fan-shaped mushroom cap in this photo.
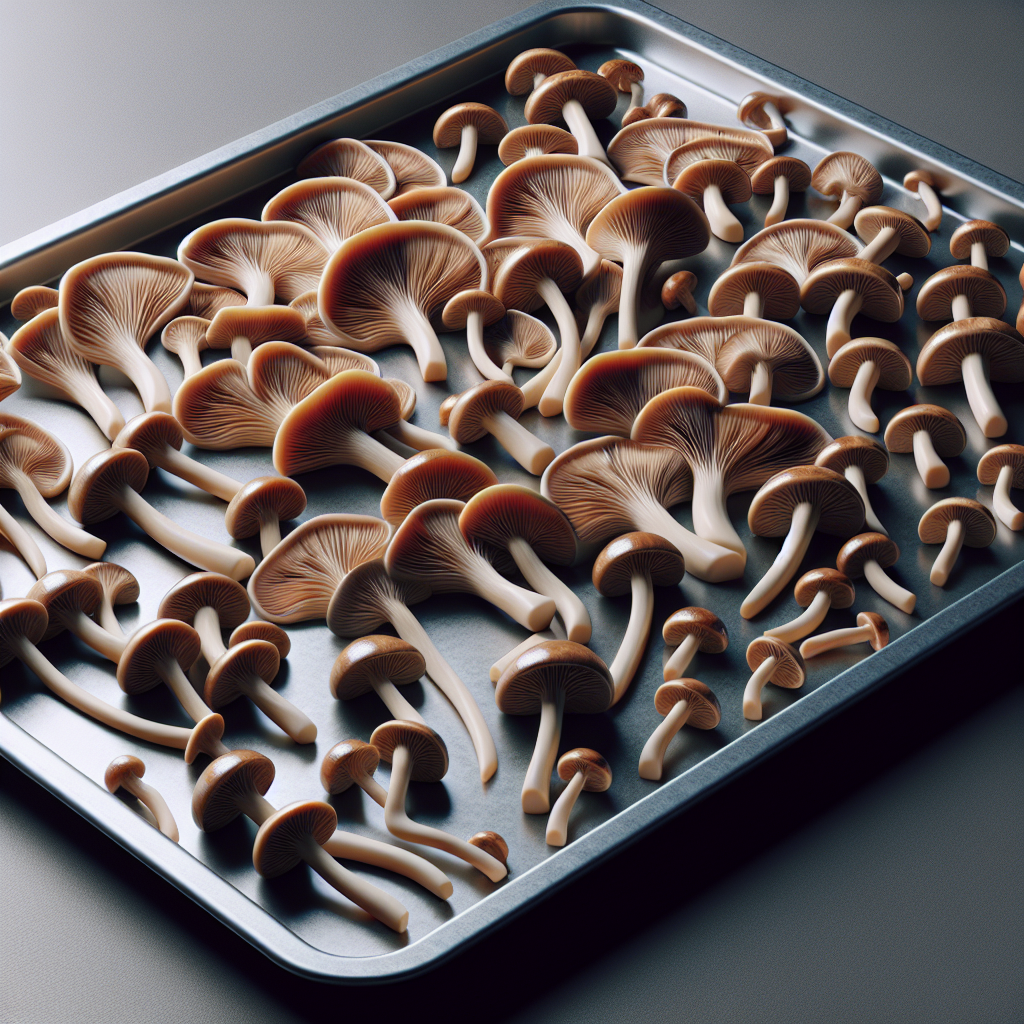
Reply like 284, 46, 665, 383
117, 618, 202, 695
330, 635, 425, 700
230, 620, 291, 658
637, 315, 746, 363
296, 137, 397, 198
746, 635, 805, 685
252, 800, 338, 878
494, 239, 584, 315
0, 412, 72, 496
505, 47, 576, 94
498, 125, 578, 164
793, 567, 856, 609
716, 321, 824, 404
811, 152, 883, 227
370, 719, 449, 782
460, 484, 577, 564
732, 219, 860, 285
495, 639, 613, 714
663, 606, 728, 653
384, 378, 416, 422
160, 315, 210, 379
224, 476, 307, 545
66, 447, 147, 525
660, 270, 698, 313
884, 404, 965, 456
177, 218, 327, 306
916, 265, 1006, 322
949, 220, 1010, 263
27, 569, 102, 642
205, 307, 309, 367
11, 285, 59, 321
748, 466, 864, 539
484, 310, 556, 374
379, 449, 497, 527
557, 747, 613, 790
364, 140, 446, 195
325, 557, 430, 638
666, 137, 770, 183
158, 571, 250, 632
184, 282, 247, 319
317, 221, 486, 382
564, 348, 726, 435
801, 258, 903, 319
204, 638, 281, 707
0, 598, 48, 667
828, 338, 912, 390
816, 435, 890, 483
320, 738, 380, 795
192, 749, 275, 831
707, 262, 800, 320
389, 186, 489, 245
592, 531, 684, 595
245, 341, 331, 424
737, 92, 789, 147
0, 347, 22, 402
854, 206, 931, 262
919, 496, 996, 547
104, 754, 147, 792
750, 155, 811, 194
247, 513, 390, 623
836, 531, 900, 576
525, 68, 617, 124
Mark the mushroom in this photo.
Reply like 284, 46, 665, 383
245, 340, 334, 423
321, 738, 389, 806
295, 137, 397, 198
731, 219, 860, 285
638, 681, 720, 781
317, 221, 486, 382
524, 69, 618, 166
815, 435, 891, 536
442, 289, 509, 382
541, 435, 745, 583
380, 448, 496, 527
977, 444, 1024, 530
853, 206, 931, 267
0, 492, 46, 580
800, 259, 904, 358
564, 348, 727, 436
599, 58, 645, 123
716, 321, 824, 405
385, 498, 555, 631
433, 103, 508, 183
918, 497, 997, 586
0, 412, 106, 559
27, 570, 126, 663
749, 156, 812, 226
636, 314, 743, 364
489, 625, 564, 684
883, 404, 966, 489
741, 467, 864, 619
330, 636, 426, 724
10, 285, 59, 320
498, 125, 578, 165
811, 152, 883, 228
59, 251, 192, 414
158, 571, 251, 672
827, 338, 912, 433
572, 260, 623, 363
545, 748, 612, 846
763, 568, 856, 643
68, 448, 255, 580
661, 607, 728, 681
224, 476, 307, 557
229, 620, 290, 657
593, 532, 685, 704
496, 640, 613, 813
836, 532, 916, 613
0, 347, 21, 403
903, 170, 944, 232
105, 755, 178, 840
363, 139, 446, 195
915, 265, 1006, 324
706, 261, 799, 321
737, 92, 789, 148
667, 145, 755, 244
327, 558, 498, 783
483, 310, 556, 383
460, 484, 591, 643
81, 561, 139, 636
799, 611, 889, 660
661, 269, 698, 312
389, 186, 490, 244
505, 47, 576, 94
184, 282, 247, 319
204, 304, 307, 367
585, 186, 710, 348
369, 720, 507, 881
742, 636, 805, 720
631, 386, 832, 557
950, 219, 1010, 273
159, 316, 210, 380
916, 318, 1023, 438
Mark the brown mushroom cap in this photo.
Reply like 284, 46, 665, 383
0, 599, 48, 668
117, 619, 202, 695
433, 102, 508, 148
505, 48, 577, 95
800, 259, 904, 321
494, 639, 613, 715
379, 449, 497, 527
525, 69, 618, 125
977, 444, 1024, 486
737, 92, 788, 143
67, 447, 148, 524
447, 379, 525, 444
296, 138, 397, 198
916, 265, 1007, 321
707, 262, 801, 319
104, 754, 148, 796
204, 305, 307, 353
113, 412, 183, 467
245, 342, 331, 423
653, 679, 721, 726
330, 635, 425, 701
855, 611, 889, 650
389, 187, 489, 244
648, 93, 687, 119
746, 635, 805, 688
384, 378, 417, 421
364, 139, 446, 195
949, 220, 1010, 262
0, 412, 73, 496
556, 747, 613, 791
811, 152, 882, 205
854, 206, 932, 259
185, 283, 247, 319
27, 570, 102, 641
158, 572, 250, 630
916, 318, 1024, 386
224, 476, 307, 542
592, 531, 685, 595
883, 404, 966, 457
204, 638, 280, 709
815, 435, 890, 483
661, 270, 698, 313
459, 484, 577, 565
494, 239, 584, 315
836, 531, 900, 576
636, 315, 746, 364
252, 800, 338, 878
82, 562, 139, 610
442, 289, 506, 331
672, 158, 752, 207
750, 156, 812, 194
498, 125, 578, 164
731, 219, 860, 284
160, 315, 210, 366
320, 738, 380, 794
230, 621, 291, 659
918, 497, 997, 547
599, 58, 644, 92
666, 137, 770, 181
484, 310, 557, 371
662, 607, 728, 652
747, 466, 864, 538
467, 831, 509, 866
827, 339, 913, 391
11, 285, 59, 321
716, 322, 825, 402
793, 567, 856, 609
192, 749, 276, 831
369, 719, 449, 782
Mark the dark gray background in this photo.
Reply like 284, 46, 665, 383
1, 1, 1022, 1020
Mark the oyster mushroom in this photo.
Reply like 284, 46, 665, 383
380, 449, 496, 528
853, 206, 931, 267
636, 314, 745, 364
904, 170, 944, 232
81, 561, 139, 636
229, 620, 290, 657
330, 636, 426, 724
799, 610, 889, 660
738, 92, 789, 148
546, 748, 612, 847
524, 69, 617, 166
741, 466, 864, 619
707, 261, 800, 321
916, 265, 1006, 324
442, 288, 509, 382
883, 404, 965, 489
716, 321, 824, 406
811, 152, 883, 228
389, 186, 489, 245
661, 606, 728, 681
204, 303, 307, 367
742, 636, 805, 720
184, 282, 247, 319
667, 145, 756, 244
731, 219, 860, 285
661, 269, 698, 312
764, 568, 855, 643
157, 571, 251, 672
950, 219, 1010, 273
977, 444, 1024, 530
498, 124, 578, 164
105, 755, 178, 840
815, 435, 891, 536
599, 58, 645, 123
749, 156, 812, 227
918, 497, 997, 586
10, 285, 58, 321
224, 476, 307, 557
364, 139, 446, 195
483, 310, 556, 382
59, 251, 192, 415
27, 570, 126, 663
159, 316, 210, 380
433, 103, 507, 183
837, 532, 916, 613
505, 47, 576, 94
296, 137, 397, 197
638, 681, 720, 781
827, 338, 912, 434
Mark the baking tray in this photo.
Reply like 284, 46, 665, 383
0, 0, 1022, 984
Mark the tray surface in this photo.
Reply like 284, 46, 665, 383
0, 0, 1021, 982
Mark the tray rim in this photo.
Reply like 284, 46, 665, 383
1, 0, 1022, 984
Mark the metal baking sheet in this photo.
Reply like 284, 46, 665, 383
0, 0, 1021, 983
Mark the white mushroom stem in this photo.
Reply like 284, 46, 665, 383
561, 98, 613, 168
0, 503, 46, 578
381, 421, 460, 453
458, 550, 555, 629
800, 622, 878, 659
545, 769, 586, 846
59, 610, 127, 662
148, 447, 241, 502
12, 475, 105, 559
663, 633, 700, 680
863, 559, 916, 613
608, 572, 654, 705
260, 518, 283, 556
827, 192, 864, 229
742, 655, 778, 720
764, 590, 833, 643
626, 81, 644, 112
858, 226, 900, 265
690, 471, 747, 559
482, 411, 554, 475
743, 291, 765, 319
354, 772, 389, 808
232, 671, 317, 743
156, 658, 214, 723
761, 100, 786, 134
951, 294, 972, 321
971, 242, 989, 272
538, 279, 583, 416
118, 773, 178, 840
825, 290, 863, 357
847, 360, 881, 433
913, 181, 942, 232
466, 311, 515, 383
490, 629, 559, 683
521, 352, 560, 409
384, 745, 507, 881
193, 606, 227, 666
741, 503, 820, 619
912, 430, 950, 489
842, 464, 887, 535
96, 593, 125, 636
747, 362, 773, 405
765, 176, 791, 227
508, 536, 591, 643
335, 428, 411, 483
245, 280, 277, 308
617, 244, 658, 350
991, 464, 1023, 530
119, 345, 173, 415
372, 679, 426, 724
176, 346, 205, 379
451, 124, 479, 184
372, 430, 419, 460
522, 689, 564, 814
398, 302, 448, 382
230, 337, 253, 365
75, 384, 127, 441
114, 488, 255, 580
961, 352, 1007, 438
702, 185, 744, 244
323, 831, 453, 900
929, 519, 965, 587
638, 698, 693, 781
579, 303, 611, 360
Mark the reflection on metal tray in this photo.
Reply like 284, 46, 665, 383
0, 0, 1021, 984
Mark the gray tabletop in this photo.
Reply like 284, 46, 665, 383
1, 1, 1022, 1020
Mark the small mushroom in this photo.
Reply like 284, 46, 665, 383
915, 265, 1006, 324
11, 285, 59, 320
321, 739, 388, 806
741, 466, 864, 619
883, 404, 966, 489
68, 448, 255, 580
204, 304, 307, 367
184, 282, 247, 319
836, 532, 916, 613
546, 748, 612, 846
738, 92, 789, 148
977, 444, 1024, 530
224, 476, 307, 557
363, 139, 446, 195
295, 137, 397, 197
707, 261, 800, 321
442, 289, 509, 382
483, 310, 556, 383
918, 497, 997, 587
388, 186, 489, 245
638, 681, 720, 781
505, 47, 576, 94
27, 570, 126, 663
742, 636, 805, 720
853, 206, 931, 267
498, 125, 578, 164
661, 270, 698, 312
731, 219, 859, 285
811, 152, 883, 228
903, 170, 944, 232
648, 93, 687, 119
715, 322, 823, 406
815, 435, 891, 536
0, 346, 21, 403
827, 338, 912, 434
749, 157, 811, 227
949, 219, 1010, 273
572, 260, 623, 369
799, 611, 889, 660
380, 449, 496, 527
593, 532, 685, 704
230, 620, 290, 658
158, 571, 251, 672
661, 607, 728, 681
81, 561, 139, 636
524, 69, 618, 166
433, 103, 507, 183
159, 315, 210, 380
599, 58, 645, 123
330, 636, 426, 724
105, 755, 178, 840
668, 145, 756, 244
764, 568, 856, 643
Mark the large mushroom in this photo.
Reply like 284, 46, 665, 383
763, 568, 855, 644
105, 755, 178, 841
799, 611, 889, 660
524, 69, 617, 166
638, 681, 720, 782
296, 137, 397, 197
379, 449, 497, 528
389, 186, 490, 245
827, 338, 912, 433
505, 47, 576, 94
742, 636, 805, 720
330, 636, 426, 724
836, 532, 916, 613
883, 404, 965, 489
815, 435, 891, 536
918, 497, 997, 587
731, 219, 859, 285
636, 315, 746, 365
599, 58, 645, 123
363, 139, 446, 195
545, 748, 613, 847
433, 103, 507, 183
977, 444, 1024, 531
811, 152, 883, 228
160, 315, 210, 380
661, 607, 728, 681
750, 156, 811, 226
